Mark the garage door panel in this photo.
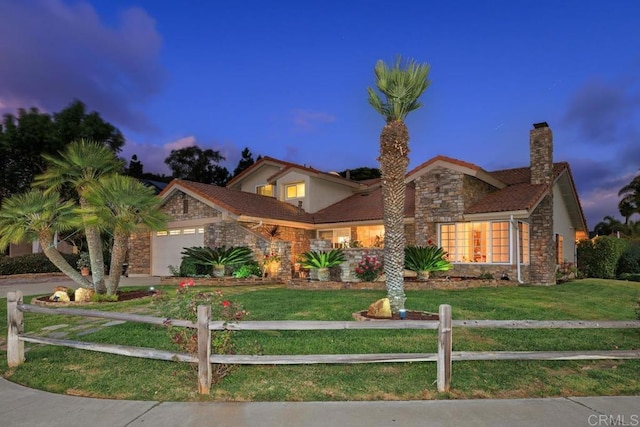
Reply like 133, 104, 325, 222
151, 228, 204, 276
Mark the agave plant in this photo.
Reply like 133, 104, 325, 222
404, 245, 452, 275
300, 249, 346, 269
181, 246, 254, 276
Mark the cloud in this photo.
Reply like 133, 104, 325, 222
289, 109, 336, 134
563, 77, 640, 144
0, 0, 165, 132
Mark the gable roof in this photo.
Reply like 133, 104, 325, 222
406, 155, 506, 189
160, 179, 315, 223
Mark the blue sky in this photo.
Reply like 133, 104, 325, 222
1, 0, 639, 229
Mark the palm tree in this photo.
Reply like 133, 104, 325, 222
593, 215, 624, 236
0, 190, 91, 288
618, 174, 640, 223
367, 56, 431, 313
83, 174, 168, 295
33, 139, 123, 293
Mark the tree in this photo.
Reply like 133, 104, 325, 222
126, 154, 144, 178
233, 147, 256, 177
83, 174, 167, 295
33, 140, 124, 294
593, 215, 624, 236
0, 100, 124, 200
367, 56, 431, 313
165, 145, 230, 185
618, 173, 640, 223
339, 167, 381, 181
0, 190, 90, 288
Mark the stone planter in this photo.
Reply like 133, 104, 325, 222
213, 265, 225, 278
417, 270, 430, 281
316, 267, 330, 281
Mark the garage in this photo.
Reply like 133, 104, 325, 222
151, 227, 205, 276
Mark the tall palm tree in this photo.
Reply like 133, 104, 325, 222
593, 215, 624, 236
33, 139, 123, 293
83, 174, 168, 295
367, 56, 431, 313
0, 190, 90, 288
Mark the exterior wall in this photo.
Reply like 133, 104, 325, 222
529, 194, 555, 284
128, 231, 151, 275
234, 164, 282, 194
307, 177, 355, 213
163, 192, 221, 222
462, 175, 496, 209
250, 222, 314, 273
276, 170, 310, 211
552, 184, 577, 265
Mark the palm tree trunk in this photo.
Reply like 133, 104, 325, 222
38, 234, 91, 288
106, 231, 129, 295
379, 119, 409, 313
79, 197, 106, 294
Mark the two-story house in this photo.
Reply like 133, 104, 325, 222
128, 122, 587, 284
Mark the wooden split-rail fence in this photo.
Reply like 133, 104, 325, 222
6, 291, 640, 394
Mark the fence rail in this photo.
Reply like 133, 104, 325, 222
7, 291, 640, 394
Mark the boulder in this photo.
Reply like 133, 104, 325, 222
74, 287, 95, 302
53, 286, 68, 293
49, 290, 70, 302
367, 298, 391, 318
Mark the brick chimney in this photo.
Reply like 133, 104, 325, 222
530, 122, 553, 186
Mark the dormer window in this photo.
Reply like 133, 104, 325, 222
257, 184, 274, 197
285, 182, 305, 199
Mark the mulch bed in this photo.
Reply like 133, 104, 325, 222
33, 289, 156, 306
353, 310, 439, 321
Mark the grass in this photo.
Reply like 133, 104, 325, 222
1, 279, 639, 401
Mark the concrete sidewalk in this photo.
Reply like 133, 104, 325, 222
0, 378, 638, 427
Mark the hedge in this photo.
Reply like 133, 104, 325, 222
0, 253, 80, 276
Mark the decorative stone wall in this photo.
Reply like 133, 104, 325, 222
163, 193, 221, 221
251, 223, 314, 270
128, 231, 151, 275
462, 175, 496, 209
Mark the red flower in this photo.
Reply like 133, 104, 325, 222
222, 300, 231, 307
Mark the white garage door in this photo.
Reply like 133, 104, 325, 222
151, 227, 205, 276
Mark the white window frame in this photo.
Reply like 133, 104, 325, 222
439, 221, 513, 264
285, 182, 305, 199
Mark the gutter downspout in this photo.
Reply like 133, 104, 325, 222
511, 215, 524, 284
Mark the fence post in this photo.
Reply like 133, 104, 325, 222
437, 304, 452, 392
7, 291, 25, 367
197, 305, 212, 394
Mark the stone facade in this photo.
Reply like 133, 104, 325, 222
528, 123, 555, 285
163, 192, 221, 221
128, 231, 150, 276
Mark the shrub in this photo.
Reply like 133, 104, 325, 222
404, 245, 452, 273
156, 287, 250, 384
181, 246, 254, 273
354, 253, 384, 282
0, 253, 80, 275
577, 236, 628, 278
300, 249, 346, 269
233, 262, 262, 278
616, 242, 640, 276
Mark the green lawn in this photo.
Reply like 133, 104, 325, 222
1, 279, 639, 401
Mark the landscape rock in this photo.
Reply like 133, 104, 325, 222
49, 290, 70, 302
367, 298, 391, 318
74, 287, 95, 302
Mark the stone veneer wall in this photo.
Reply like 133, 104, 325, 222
528, 195, 555, 284
164, 192, 221, 221
128, 230, 151, 275
252, 223, 314, 269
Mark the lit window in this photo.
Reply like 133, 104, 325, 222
318, 228, 351, 248
285, 182, 305, 199
556, 234, 564, 264
197, 227, 204, 234
257, 184, 274, 197
183, 228, 196, 235
169, 230, 181, 236
439, 221, 511, 264
156, 231, 168, 237
356, 225, 385, 248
